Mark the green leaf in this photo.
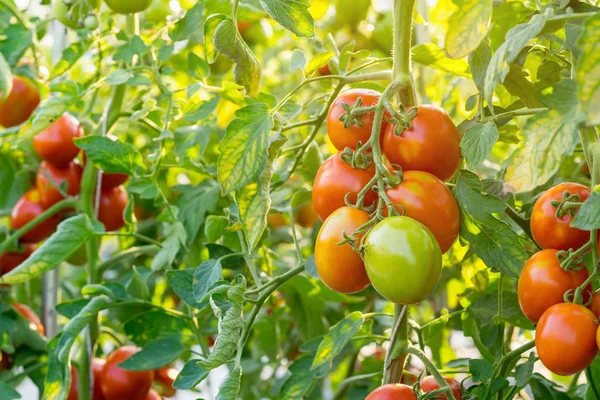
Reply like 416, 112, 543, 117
198, 276, 246, 370
204, 14, 229, 64
205, 215, 229, 243
291, 190, 312, 209
75, 136, 143, 174
304, 254, 319, 278
0, 51, 12, 102
106, 69, 133, 85
572, 185, 600, 229
217, 103, 274, 194
575, 13, 600, 126
469, 40, 492, 94
173, 360, 209, 390
290, 49, 306, 71
193, 260, 223, 301
0, 24, 32, 66
259, 0, 314, 38
119, 338, 186, 371
0, 154, 30, 214
43, 337, 72, 400
445, 0, 492, 58
170, 2, 204, 41
167, 269, 200, 308
124, 309, 186, 347
502, 64, 543, 108
127, 266, 150, 300
412, 44, 471, 77
1, 215, 94, 284
311, 312, 364, 371
454, 171, 529, 278
515, 353, 536, 387
306, 52, 334, 74
279, 356, 322, 399
0, 381, 20, 400
470, 359, 493, 383
188, 52, 210, 79
151, 222, 187, 271
174, 181, 220, 242
469, 291, 534, 329
460, 121, 499, 169
216, 366, 242, 400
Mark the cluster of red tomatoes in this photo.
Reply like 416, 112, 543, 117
366, 376, 462, 400
518, 182, 600, 376
66, 346, 176, 400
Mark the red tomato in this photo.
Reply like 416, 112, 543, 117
312, 153, 378, 221
237, 21, 250, 32
366, 383, 417, 399
295, 202, 319, 228
33, 114, 83, 168
98, 186, 128, 231
92, 358, 107, 400
0, 244, 36, 275
589, 292, 600, 318
382, 105, 461, 181
385, 171, 459, 253
13, 303, 44, 335
68, 366, 78, 400
315, 206, 371, 293
100, 346, 154, 400
10, 190, 60, 243
0, 76, 40, 127
530, 183, 590, 251
318, 63, 331, 76
145, 390, 161, 400
536, 303, 598, 375
0, 352, 10, 370
155, 366, 177, 397
327, 89, 384, 151
420, 376, 462, 400
36, 161, 83, 208
518, 249, 590, 323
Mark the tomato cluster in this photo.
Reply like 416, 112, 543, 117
313, 90, 461, 303
366, 376, 461, 399
518, 182, 600, 376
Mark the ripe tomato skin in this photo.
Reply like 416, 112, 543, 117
531, 183, 590, 251
327, 89, 384, 151
366, 383, 417, 400
10, 190, 60, 243
0, 76, 40, 127
315, 206, 371, 294
155, 366, 177, 397
518, 249, 590, 323
536, 303, 598, 376
382, 105, 461, 182
36, 161, 83, 208
68, 366, 78, 400
33, 114, 83, 168
420, 376, 462, 400
98, 186, 128, 231
312, 153, 378, 221
295, 202, 319, 228
145, 390, 161, 400
589, 292, 600, 317
0, 244, 35, 275
385, 171, 459, 253
13, 303, 44, 335
92, 358, 107, 400
364, 216, 442, 304
105, 0, 152, 14
101, 172, 129, 189
100, 346, 154, 400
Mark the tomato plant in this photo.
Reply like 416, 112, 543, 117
420, 376, 462, 400
32, 113, 83, 168
100, 346, 155, 400
366, 383, 417, 399
36, 161, 83, 208
0, 76, 40, 128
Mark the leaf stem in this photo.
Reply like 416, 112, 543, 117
406, 346, 456, 400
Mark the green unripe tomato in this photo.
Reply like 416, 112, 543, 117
53, 0, 101, 29
66, 244, 88, 266
145, 0, 172, 23
83, 15, 99, 30
335, 0, 370, 27
104, 0, 153, 14
363, 216, 442, 304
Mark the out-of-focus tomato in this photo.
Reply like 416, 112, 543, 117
105, 0, 153, 14
420, 376, 462, 400
36, 161, 83, 208
145, 0, 172, 23
589, 292, 600, 318
385, 171, 459, 253
98, 186, 128, 231
52, 0, 101, 29
145, 390, 161, 400
0, 76, 40, 127
530, 183, 590, 251
33, 113, 83, 168
315, 206, 371, 294
92, 358, 107, 400
155, 366, 177, 397
295, 203, 319, 228
366, 383, 417, 400
382, 105, 461, 181
536, 303, 598, 376
335, 0, 371, 28
0, 244, 36, 275
518, 249, 590, 323
10, 190, 60, 243
100, 346, 154, 400
13, 303, 44, 335
267, 212, 288, 228
68, 366, 78, 400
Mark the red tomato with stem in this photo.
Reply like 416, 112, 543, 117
536, 303, 598, 376
518, 249, 590, 323
382, 105, 461, 182
312, 153, 378, 221
327, 89, 385, 151
98, 186, 128, 231
0, 76, 40, 127
315, 206, 371, 294
33, 113, 83, 168
530, 182, 590, 251
100, 346, 154, 400
366, 383, 417, 399
420, 376, 462, 400
155, 366, 177, 397
13, 303, 44, 335
385, 171, 459, 253
10, 190, 60, 243
36, 161, 83, 208
0, 244, 36, 275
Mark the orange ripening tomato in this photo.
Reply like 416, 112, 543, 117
382, 105, 461, 182
385, 171, 459, 253
530, 182, 590, 251
315, 206, 371, 294
36, 161, 83, 208
267, 212, 288, 228
518, 249, 590, 323
420, 376, 462, 400
312, 153, 378, 221
589, 292, 600, 318
155, 366, 177, 397
318, 63, 331, 76
295, 202, 319, 228
145, 390, 161, 400
366, 383, 417, 400
100, 346, 154, 400
0, 244, 36, 275
0, 76, 41, 127
68, 366, 78, 400
327, 89, 384, 151
33, 114, 83, 168
10, 190, 60, 243
13, 303, 44, 335
98, 186, 128, 231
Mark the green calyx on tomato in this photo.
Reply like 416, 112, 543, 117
104, 0, 153, 14
363, 216, 442, 304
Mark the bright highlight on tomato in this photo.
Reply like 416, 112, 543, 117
100, 346, 154, 400
366, 383, 417, 399
0, 76, 40, 127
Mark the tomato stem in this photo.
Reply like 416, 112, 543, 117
405, 345, 456, 400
